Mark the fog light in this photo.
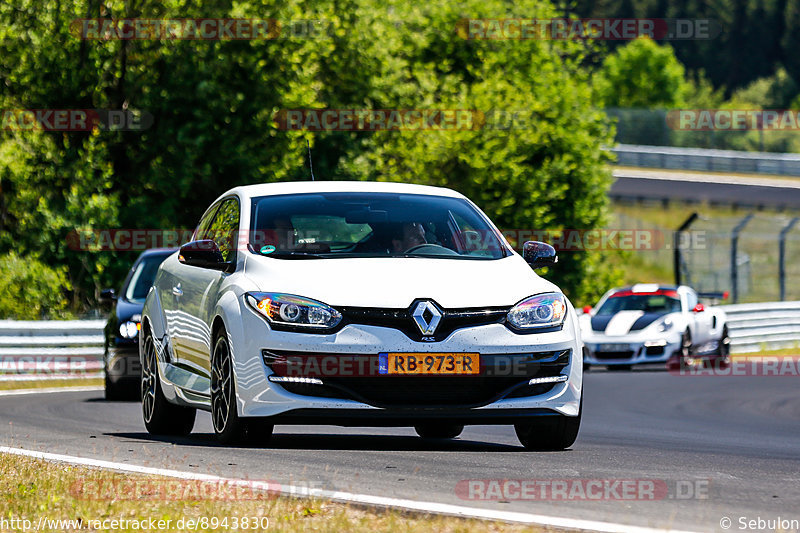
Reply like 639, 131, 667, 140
268, 375, 323, 385
528, 375, 568, 385
644, 339, 668, 347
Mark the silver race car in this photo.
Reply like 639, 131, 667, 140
580, 284, 730, 370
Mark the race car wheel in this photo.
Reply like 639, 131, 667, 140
141, 328, 196, 436
712, 325, 731, 368
212, 327, 273, 445
515, 398, 581, 451
679, 330, 692, 358
415, 424, 464, 439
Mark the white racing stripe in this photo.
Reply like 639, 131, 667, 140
0, 444, 699, 533
605, 311, 645, 336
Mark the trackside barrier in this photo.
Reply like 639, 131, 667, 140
718, 301, 800, 353
0, 320, 105, 377
612, 144, 800, 176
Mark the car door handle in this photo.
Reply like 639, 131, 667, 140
172, 284, 183, 297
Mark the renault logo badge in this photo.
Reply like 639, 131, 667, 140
411, 301, 442, 336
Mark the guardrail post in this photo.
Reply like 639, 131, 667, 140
731, 214, 754, 303
779, 217, 799, 301
674, 213, 699, 286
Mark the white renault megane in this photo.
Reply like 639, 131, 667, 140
140, 181, 583, 449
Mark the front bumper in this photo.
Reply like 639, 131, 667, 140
228, 307, 582, 422
583, 332, 681, 365
106, 345, 141, 381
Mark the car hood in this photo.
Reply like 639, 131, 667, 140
242, 254, 559, 308
586, 311, 670, 336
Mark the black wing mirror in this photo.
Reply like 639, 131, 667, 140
99, 288, 117, 305
522, 241, 558, 269
178, 240, 231, 271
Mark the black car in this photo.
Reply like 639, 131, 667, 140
101, 248, 176, 400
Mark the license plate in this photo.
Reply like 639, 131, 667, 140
378, 353, 479, 375
598, 343, 630, 352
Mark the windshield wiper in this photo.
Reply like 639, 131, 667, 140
259, 251, 326, 259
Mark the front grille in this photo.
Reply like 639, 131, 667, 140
266, 349, 570, 408
338, 304, 508, 342
594, 351, 634, 360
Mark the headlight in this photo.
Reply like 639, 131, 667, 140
507, 293, 567, 330
245, 292, 342, 330
657, 318, 674, 332
119, 321, 140, 339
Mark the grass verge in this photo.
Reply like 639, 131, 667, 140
0, 377, 103, 391
0, 453, 552, 533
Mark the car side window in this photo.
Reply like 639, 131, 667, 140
685, 291, 698, 312
207, 198, 240, 263
194, 203, 221, 241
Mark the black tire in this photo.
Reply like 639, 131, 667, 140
414, 424, 464, 439
141, 330, 196, 435
515, 399, 581, 451
712, 326, 731, 368
679, 330, 692, 358
104, 372, 125, 401
211, 328, 274, 446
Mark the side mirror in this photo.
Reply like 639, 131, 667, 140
582, 305, 593, 315
522, 241, 557, 269
178, 240, 230, 271
692, 303, 705, 313
99, 288, 117, 304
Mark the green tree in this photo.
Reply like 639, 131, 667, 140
0, 253, 73, 319
594, 36, 688, 108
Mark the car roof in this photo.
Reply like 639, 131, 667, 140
611, 284, 682, 293
219, 180, 465, 203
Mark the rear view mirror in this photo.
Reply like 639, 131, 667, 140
522, 241, 557, 269
692, 303, 705, 313
179, 240, 231, 271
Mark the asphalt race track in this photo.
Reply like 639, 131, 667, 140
2, 371, 799, 532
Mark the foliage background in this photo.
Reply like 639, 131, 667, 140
2, 0, 798, 315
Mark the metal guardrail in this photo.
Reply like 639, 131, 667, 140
613, 144, 800, 177
719, 302, 800, 353
0, 320, 105, 375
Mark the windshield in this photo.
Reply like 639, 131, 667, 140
124, 254, 171, 303
596, 292, 681, 315
249, 192, 508, 259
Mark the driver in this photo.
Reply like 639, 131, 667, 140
392, 222, 426, 253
